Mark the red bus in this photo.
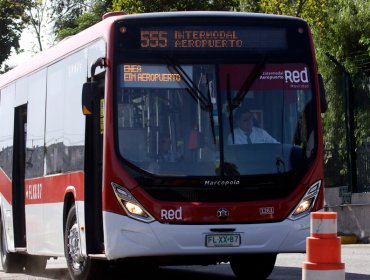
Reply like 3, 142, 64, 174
0, 11, 327, 279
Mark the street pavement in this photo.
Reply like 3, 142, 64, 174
0, 244, 369, 279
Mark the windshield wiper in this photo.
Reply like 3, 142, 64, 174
230, 55, 267, 111
167, 61, 211, 111
167, 60, 216, 144
204, 73, 216, 144
226, 73, 235, 144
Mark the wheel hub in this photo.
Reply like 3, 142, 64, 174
67, 223, 84, 267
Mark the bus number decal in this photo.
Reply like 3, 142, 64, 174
26, 183, 42, 200
259, 207, 274, 215
141, 31, 168, 48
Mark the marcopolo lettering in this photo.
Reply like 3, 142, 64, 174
204, 180, 240, 186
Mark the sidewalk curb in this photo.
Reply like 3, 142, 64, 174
339, 235, 358, 244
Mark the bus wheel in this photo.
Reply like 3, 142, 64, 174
230, 253, 277, 280
24, 255, 48, 274
64, 205, 106, 279
0, 215, 25, 272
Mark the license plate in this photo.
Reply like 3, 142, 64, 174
205, 233, 241, 247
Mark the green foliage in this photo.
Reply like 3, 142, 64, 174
239, 0, 260, 12
51, 0, 113, 40
112, 0, 239, 13
0, 0, 30, 67
317, 0, 370, 151
240, 0, 331, 31
56, 12, 100, 39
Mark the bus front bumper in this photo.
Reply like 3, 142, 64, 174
102, 211, 310, 260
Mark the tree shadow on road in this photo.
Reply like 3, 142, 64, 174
271, 266, 370, 280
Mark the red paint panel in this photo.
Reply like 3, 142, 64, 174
25, 172, 84, 205
0, 169, 84, 206
0, 169, 12, 204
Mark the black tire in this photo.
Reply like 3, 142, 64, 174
24, 255, 48, 274
64, 205, 106, 280
0, 214, 25, 273
230, 253, 277, 280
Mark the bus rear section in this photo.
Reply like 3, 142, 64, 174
97, 12, 325, 280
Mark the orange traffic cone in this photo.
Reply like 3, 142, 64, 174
302, 212, 345, 280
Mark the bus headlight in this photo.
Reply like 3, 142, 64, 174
111, 182, 155, 223
288, 180, 321, 220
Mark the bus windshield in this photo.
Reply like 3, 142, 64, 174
116, 62, 315, 176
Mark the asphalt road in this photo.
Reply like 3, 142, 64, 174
0, 244, 369, 279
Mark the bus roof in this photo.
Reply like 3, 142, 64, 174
116, 11, 304, 22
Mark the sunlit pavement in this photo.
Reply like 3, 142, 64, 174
1, 245, 370, 279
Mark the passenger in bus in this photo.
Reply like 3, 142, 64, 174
228, 110, 278, 144
158, 136, 182, 162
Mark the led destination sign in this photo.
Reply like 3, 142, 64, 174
120, 64, 192, 88
139, 26, 287, 50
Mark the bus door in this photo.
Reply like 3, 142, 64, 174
12, 104, 27, 248
84, 73, 104, 254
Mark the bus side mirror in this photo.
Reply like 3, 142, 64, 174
82, 81, 98, 115
82, 57, 107, 115
318, 74, 328, 113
